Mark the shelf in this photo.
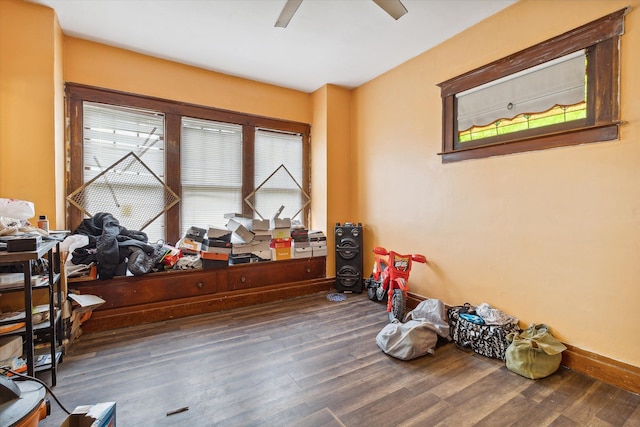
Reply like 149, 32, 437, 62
0, 274, 53, 292
34, 348, 63, 372
0, 240, 58, 264
0, 240, 62, 385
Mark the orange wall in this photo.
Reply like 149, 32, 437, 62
0, 0, 63, 227
353, 0, 640, 367
63, 37, 312, 125
310, 86, 329, 254
311, 84, 352, 274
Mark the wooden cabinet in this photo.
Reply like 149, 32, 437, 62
0, 240, 62, 385
70, 257, 332, 333
227, 257, 325, 290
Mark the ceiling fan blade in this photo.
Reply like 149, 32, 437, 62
372, 0, 408, 20
275, 0, 303, 28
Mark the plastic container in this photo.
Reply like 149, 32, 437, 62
37, 215, 49, 232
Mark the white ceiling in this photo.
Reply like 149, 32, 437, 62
29, 0, 517, 93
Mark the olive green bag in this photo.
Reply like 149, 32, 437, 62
505, 324, 566, 379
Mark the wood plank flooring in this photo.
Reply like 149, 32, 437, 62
37, 292, 640, 426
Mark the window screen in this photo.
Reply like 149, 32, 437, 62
83, 102, 166, 241
253, 129, 305, 221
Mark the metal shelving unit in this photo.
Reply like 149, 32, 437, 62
0, 239, 62, 386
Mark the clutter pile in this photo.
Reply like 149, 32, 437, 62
375, 299, 566, 379
376, 299, 450, 360
0, 198, 51, 253
448, 302, 520, 361
62, 208, 326, 280
176, 210, 327, 268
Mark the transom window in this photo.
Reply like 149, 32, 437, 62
438, 8, 627, 163
66, 84, 310, 244
457, 50, 587, 145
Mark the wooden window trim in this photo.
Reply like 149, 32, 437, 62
65, 83, 311, 243
437, 8, 628, 163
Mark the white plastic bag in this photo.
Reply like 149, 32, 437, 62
0, 198, 35, 220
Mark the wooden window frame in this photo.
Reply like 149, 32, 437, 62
437, 8, 628, 163
65, 83, 311, 244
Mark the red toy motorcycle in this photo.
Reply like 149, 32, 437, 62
365, 246, 427, 322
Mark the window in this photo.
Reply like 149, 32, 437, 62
80, 102, 167, 240
252, 129, 307, 220
180, 118, 243, 236
438, 8, 627, 163
66, 84, 310, 244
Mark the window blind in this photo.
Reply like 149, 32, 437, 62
83, 102, 166, 241
253, 129, 304, 221
180, 117, 243, 234
456, 50, 586, 131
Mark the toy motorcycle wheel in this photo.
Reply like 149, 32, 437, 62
389, 288, 406, 322
376, 285, 387, 302
366, 275, 378, 301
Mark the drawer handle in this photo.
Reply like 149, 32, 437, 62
197, 282, 204, 289
240, 277, 246, 283
306, 268, 311, 273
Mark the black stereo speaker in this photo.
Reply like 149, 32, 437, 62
335, 222, 363, 293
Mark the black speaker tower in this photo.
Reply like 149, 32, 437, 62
335, 222, 363, 293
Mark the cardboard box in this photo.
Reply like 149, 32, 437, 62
229, 254, 253, 265
251, 240, 271, 252
202, 259, 228, 269
206, 226, 231, 242
270, 238, 292, 249
231, 216, 271, 231
270, 227, 291, 240
0, 336, 22, 361
308, 230, 325, 240
310, 238, 327, 247
252, 249, 272, 261
291, 228, 309, 242
61, 402, 116, 427
271, 247, 292, 260
185, 226, 207, 242
252, 230, 272, 241
251, 219, 270, 231
292, 246, 312, 258
201, 241, 232, 254
232, 240, 270, 255
224, 212, 249, 219
200, 251, 229, 261
0, 235, 42, 252
231, 242, 252, 255
312, 245, 328, 257
68, 294, 106, 312
270, 217, 291, 230
178, 237, 202, 254
66, 294, 105, 343
226, 218, 255, 243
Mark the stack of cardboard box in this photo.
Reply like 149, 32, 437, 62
200, 227, 232, 268
225, 214, 272, 264
177, 207, 329, 267
309, 230, 327, 257
291, 228, 311, 258
269, 210, 292, 260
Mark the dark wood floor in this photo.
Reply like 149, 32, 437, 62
37, 291, 640, 426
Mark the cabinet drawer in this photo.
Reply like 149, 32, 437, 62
73, 269, 226, 310
71, 257, 326, 308
227, 258, 325, 291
